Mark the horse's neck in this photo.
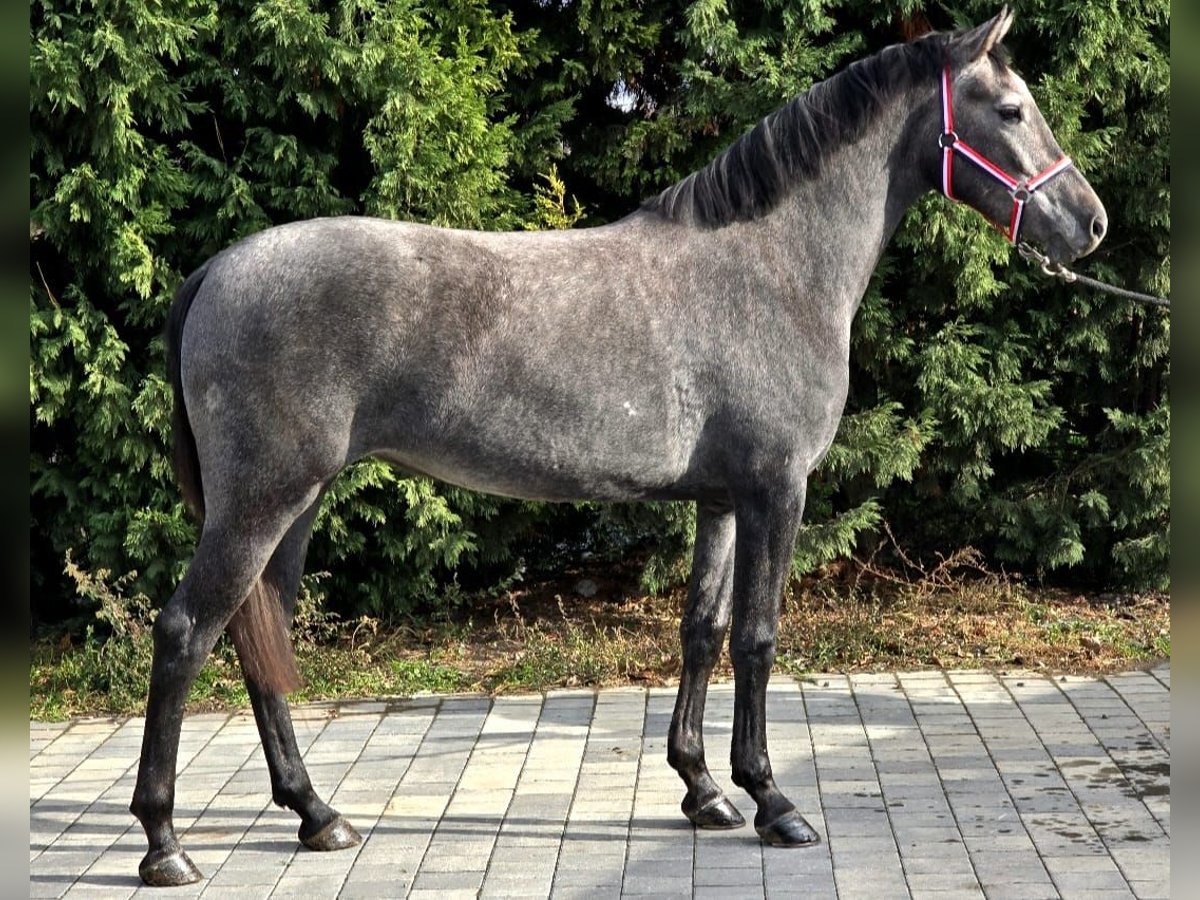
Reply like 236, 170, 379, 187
757, 105, 927, 323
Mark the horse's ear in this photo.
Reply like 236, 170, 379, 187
951, 6, 1014, 64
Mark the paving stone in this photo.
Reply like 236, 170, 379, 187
1127, 879, 1169, 899
906, 873, 991, 892
336, 881, 406, 899
409, 868, 485, 891
980, 886, 1060, 900
269, 874, 352, 896
693, 887, 764, 900
693, 866, 764, 887
1050, 869, 1134, 892
30, 667, 1170, 898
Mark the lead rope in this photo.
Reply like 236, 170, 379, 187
1016, 242, 1171, 310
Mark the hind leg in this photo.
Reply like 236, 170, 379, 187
667, 504, 744, 829
246, 496, 360, 851
130, 503, 311, 886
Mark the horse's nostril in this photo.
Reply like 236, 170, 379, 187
1091, 215, 1107, 241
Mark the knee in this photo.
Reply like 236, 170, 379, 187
729, 635, 776, 671
681, 623, 725, 667
153, 606, 194, 655
151, 605, 212, 677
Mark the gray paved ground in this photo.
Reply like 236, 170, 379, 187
30, 664, 1169, 899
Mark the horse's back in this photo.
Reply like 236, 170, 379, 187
179, 217, 707, 504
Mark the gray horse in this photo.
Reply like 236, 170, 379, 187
132, 8, 1105, 885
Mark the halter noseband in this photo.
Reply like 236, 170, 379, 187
939, 63, 1074, 244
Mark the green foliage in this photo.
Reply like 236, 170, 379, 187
523, 165, 587, 231
30, 555, 160, 718
388, 658, 471, 693
310, 461, 531, 614
30, 0, 557, 619
31, 0, 1169, 640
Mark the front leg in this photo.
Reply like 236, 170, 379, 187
729, 483, 820, 847
668, 503, 744, 829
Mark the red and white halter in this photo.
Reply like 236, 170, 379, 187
939, 63, 1074, 244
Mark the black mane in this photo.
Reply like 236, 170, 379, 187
642, 32, 950, 227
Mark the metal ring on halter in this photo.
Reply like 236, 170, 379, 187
938, 132, 958, 149
1012, 186, 1031, 203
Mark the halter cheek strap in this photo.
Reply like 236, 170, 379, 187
939, 64, 1074, 244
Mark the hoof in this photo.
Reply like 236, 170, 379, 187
139, 847, 203, 887
683, 793, 746, 830
756, 810, 821, 847
300, 815, 362, 851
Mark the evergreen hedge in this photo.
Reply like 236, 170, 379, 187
30, 0, 1169, 625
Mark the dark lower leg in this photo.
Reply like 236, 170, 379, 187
671, 668, 744, 828
130, 539, 266, 884
729, 652, 817, 845
245, 496, 358, 851
130, 620, 210, 886
247, 684, 360, 849
130, 516, 297, 885
728, 488, 819, 847
667, 506, 743, 828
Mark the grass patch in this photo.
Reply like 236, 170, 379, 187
31, 551, 1169, 721
478, 597, 677, 691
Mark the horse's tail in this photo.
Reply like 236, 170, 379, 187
165, 262, 301, 695
165, 262, 209, 522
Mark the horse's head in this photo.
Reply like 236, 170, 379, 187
935, 7, 1106, 263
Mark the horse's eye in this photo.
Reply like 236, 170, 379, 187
999, 105, 1023, 123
